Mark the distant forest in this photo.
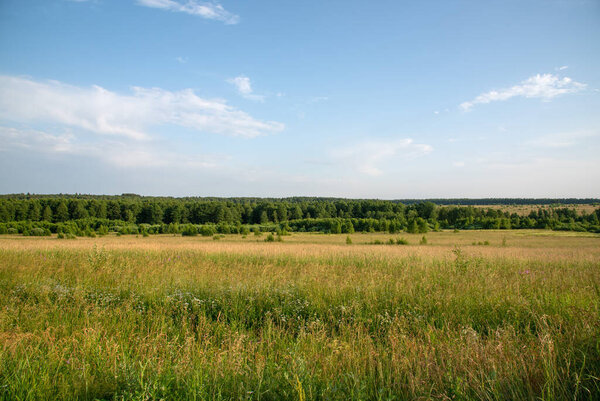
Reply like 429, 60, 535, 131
0, 194, 599, 236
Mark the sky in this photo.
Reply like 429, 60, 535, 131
0, 0, 599, 198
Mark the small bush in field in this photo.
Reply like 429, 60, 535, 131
182, 226, 198, 237
30, 228, 50, 237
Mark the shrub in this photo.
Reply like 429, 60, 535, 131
182, 225, 198, 237
346, 235, 352, 245
199, 225, 215, 237
264, 233, 275, 242
30, 227, 50, 237
420, 236, 428, 245
396, 238, 409, 245
7, 228, 18, 235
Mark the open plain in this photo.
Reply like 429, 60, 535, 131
1, 230, 599, 400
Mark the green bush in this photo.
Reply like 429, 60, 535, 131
199, 225, 216, 237
181, 225, 198, 237
30, 227, 50, 237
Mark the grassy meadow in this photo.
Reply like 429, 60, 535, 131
1, 230, 599, 400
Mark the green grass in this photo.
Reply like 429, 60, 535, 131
0, 233, 599, 400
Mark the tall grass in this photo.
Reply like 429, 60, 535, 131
0, 233, 599, 400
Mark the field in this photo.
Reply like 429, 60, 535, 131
465, 204, 599, 217
1, 231, 599, 400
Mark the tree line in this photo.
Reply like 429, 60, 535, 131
0, 196, 598, 236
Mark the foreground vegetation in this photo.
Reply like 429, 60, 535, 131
1, 231, 599, 400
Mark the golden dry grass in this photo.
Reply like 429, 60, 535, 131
0, 230, 599, 400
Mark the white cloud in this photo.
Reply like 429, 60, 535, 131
460, 73, 586, 111
558, 65, 569, 70
136, 0, 239, 24
526, 130, 599, 148
0, 126, 219, 169
332, 138, 432, 176
176, 56, 188, 64
308, 96, 329, 103
226, 75, 265, 102
0, 75, 283, 140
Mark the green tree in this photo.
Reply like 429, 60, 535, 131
28, 201, 42, 221
342, 220, 355, 234
417, 218, 429, 234
406, 219, 418, 234
277, 204, 288, 222
55, 201, 69, 222
70, 201, 88, 220
331, 220, 342, 234
291, 205, 303, 220
107, 201, 122, 220
42, 205, 53, 222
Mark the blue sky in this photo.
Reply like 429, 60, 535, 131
0, 0, 598, 198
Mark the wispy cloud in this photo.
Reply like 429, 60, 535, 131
0, 75, 283, 140
526, 130, 599, 148
332, 138, 432, 176
136, 0, 239, 24
460, 73, 586, 111
0, 126, 220, 169
226, 75, 265, 102
176, 56, 188, 64
308, 96, 329, 103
